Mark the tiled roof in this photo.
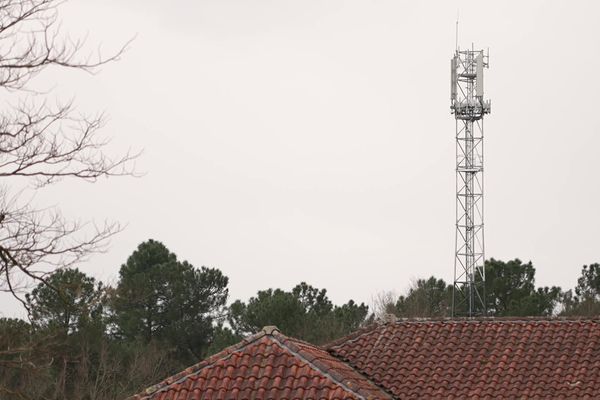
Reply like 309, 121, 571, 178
326, 318, 600, 399
129, 326, 392, 400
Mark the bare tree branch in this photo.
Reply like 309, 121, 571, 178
0, 0, 137, 303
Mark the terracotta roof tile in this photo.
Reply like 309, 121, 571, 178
327, 318, 600, 399
129, 326, 392, 400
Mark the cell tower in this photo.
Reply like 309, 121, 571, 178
450, 45, 491, 317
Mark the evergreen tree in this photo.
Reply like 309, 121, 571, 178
484, 258, 561, 316
393, 277, 452, 317
561, 263, 600, 316
26, 268, 104, 334
228, 282, 368, 345
112, 239, 229, 362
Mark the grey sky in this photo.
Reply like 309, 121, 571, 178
1, 0, 599, 318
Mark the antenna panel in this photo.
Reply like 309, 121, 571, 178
476, 53, 484, 97
451, 56, 457, 101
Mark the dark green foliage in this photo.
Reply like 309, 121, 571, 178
484, 259, 561, 316
112, 239, 229, 362
2, 272, 110, 400
1, 242, 231, 399
0, 318, 31, 347
206, 325, 242, 356
293, 282, 333, 317
26, 268, 104, 334
393, 277, 452, 317
575, 263, 600, 300
387, 260, 563, 318
332, 300, 371, 333
15, 269, 116, 399
228, 282, 368, 345
229, 289, 305, 337
561, 263, 600, 316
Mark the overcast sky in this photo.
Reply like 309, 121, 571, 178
2, 0, 599, 318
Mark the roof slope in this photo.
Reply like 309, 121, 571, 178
129, 326, 392, 400
327, 318, 600, 399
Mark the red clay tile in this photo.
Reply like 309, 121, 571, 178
327, 318, 600, 399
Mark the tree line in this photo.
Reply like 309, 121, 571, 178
1, 239, 599, 399
384, 259, 599, 318
0, 240, 369, 399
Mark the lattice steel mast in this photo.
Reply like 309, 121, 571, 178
451, 45, 491, 317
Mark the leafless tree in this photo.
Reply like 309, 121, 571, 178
0, 0, 136, 308
370, 290, 397, 320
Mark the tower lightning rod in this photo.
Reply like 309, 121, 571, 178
450, 42, 491, 317
455, 12, 459, 51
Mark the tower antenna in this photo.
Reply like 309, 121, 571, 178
455, 11, 459, 51
450, 43, 491, 317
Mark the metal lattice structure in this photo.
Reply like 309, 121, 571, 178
450, 46, 491, 317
